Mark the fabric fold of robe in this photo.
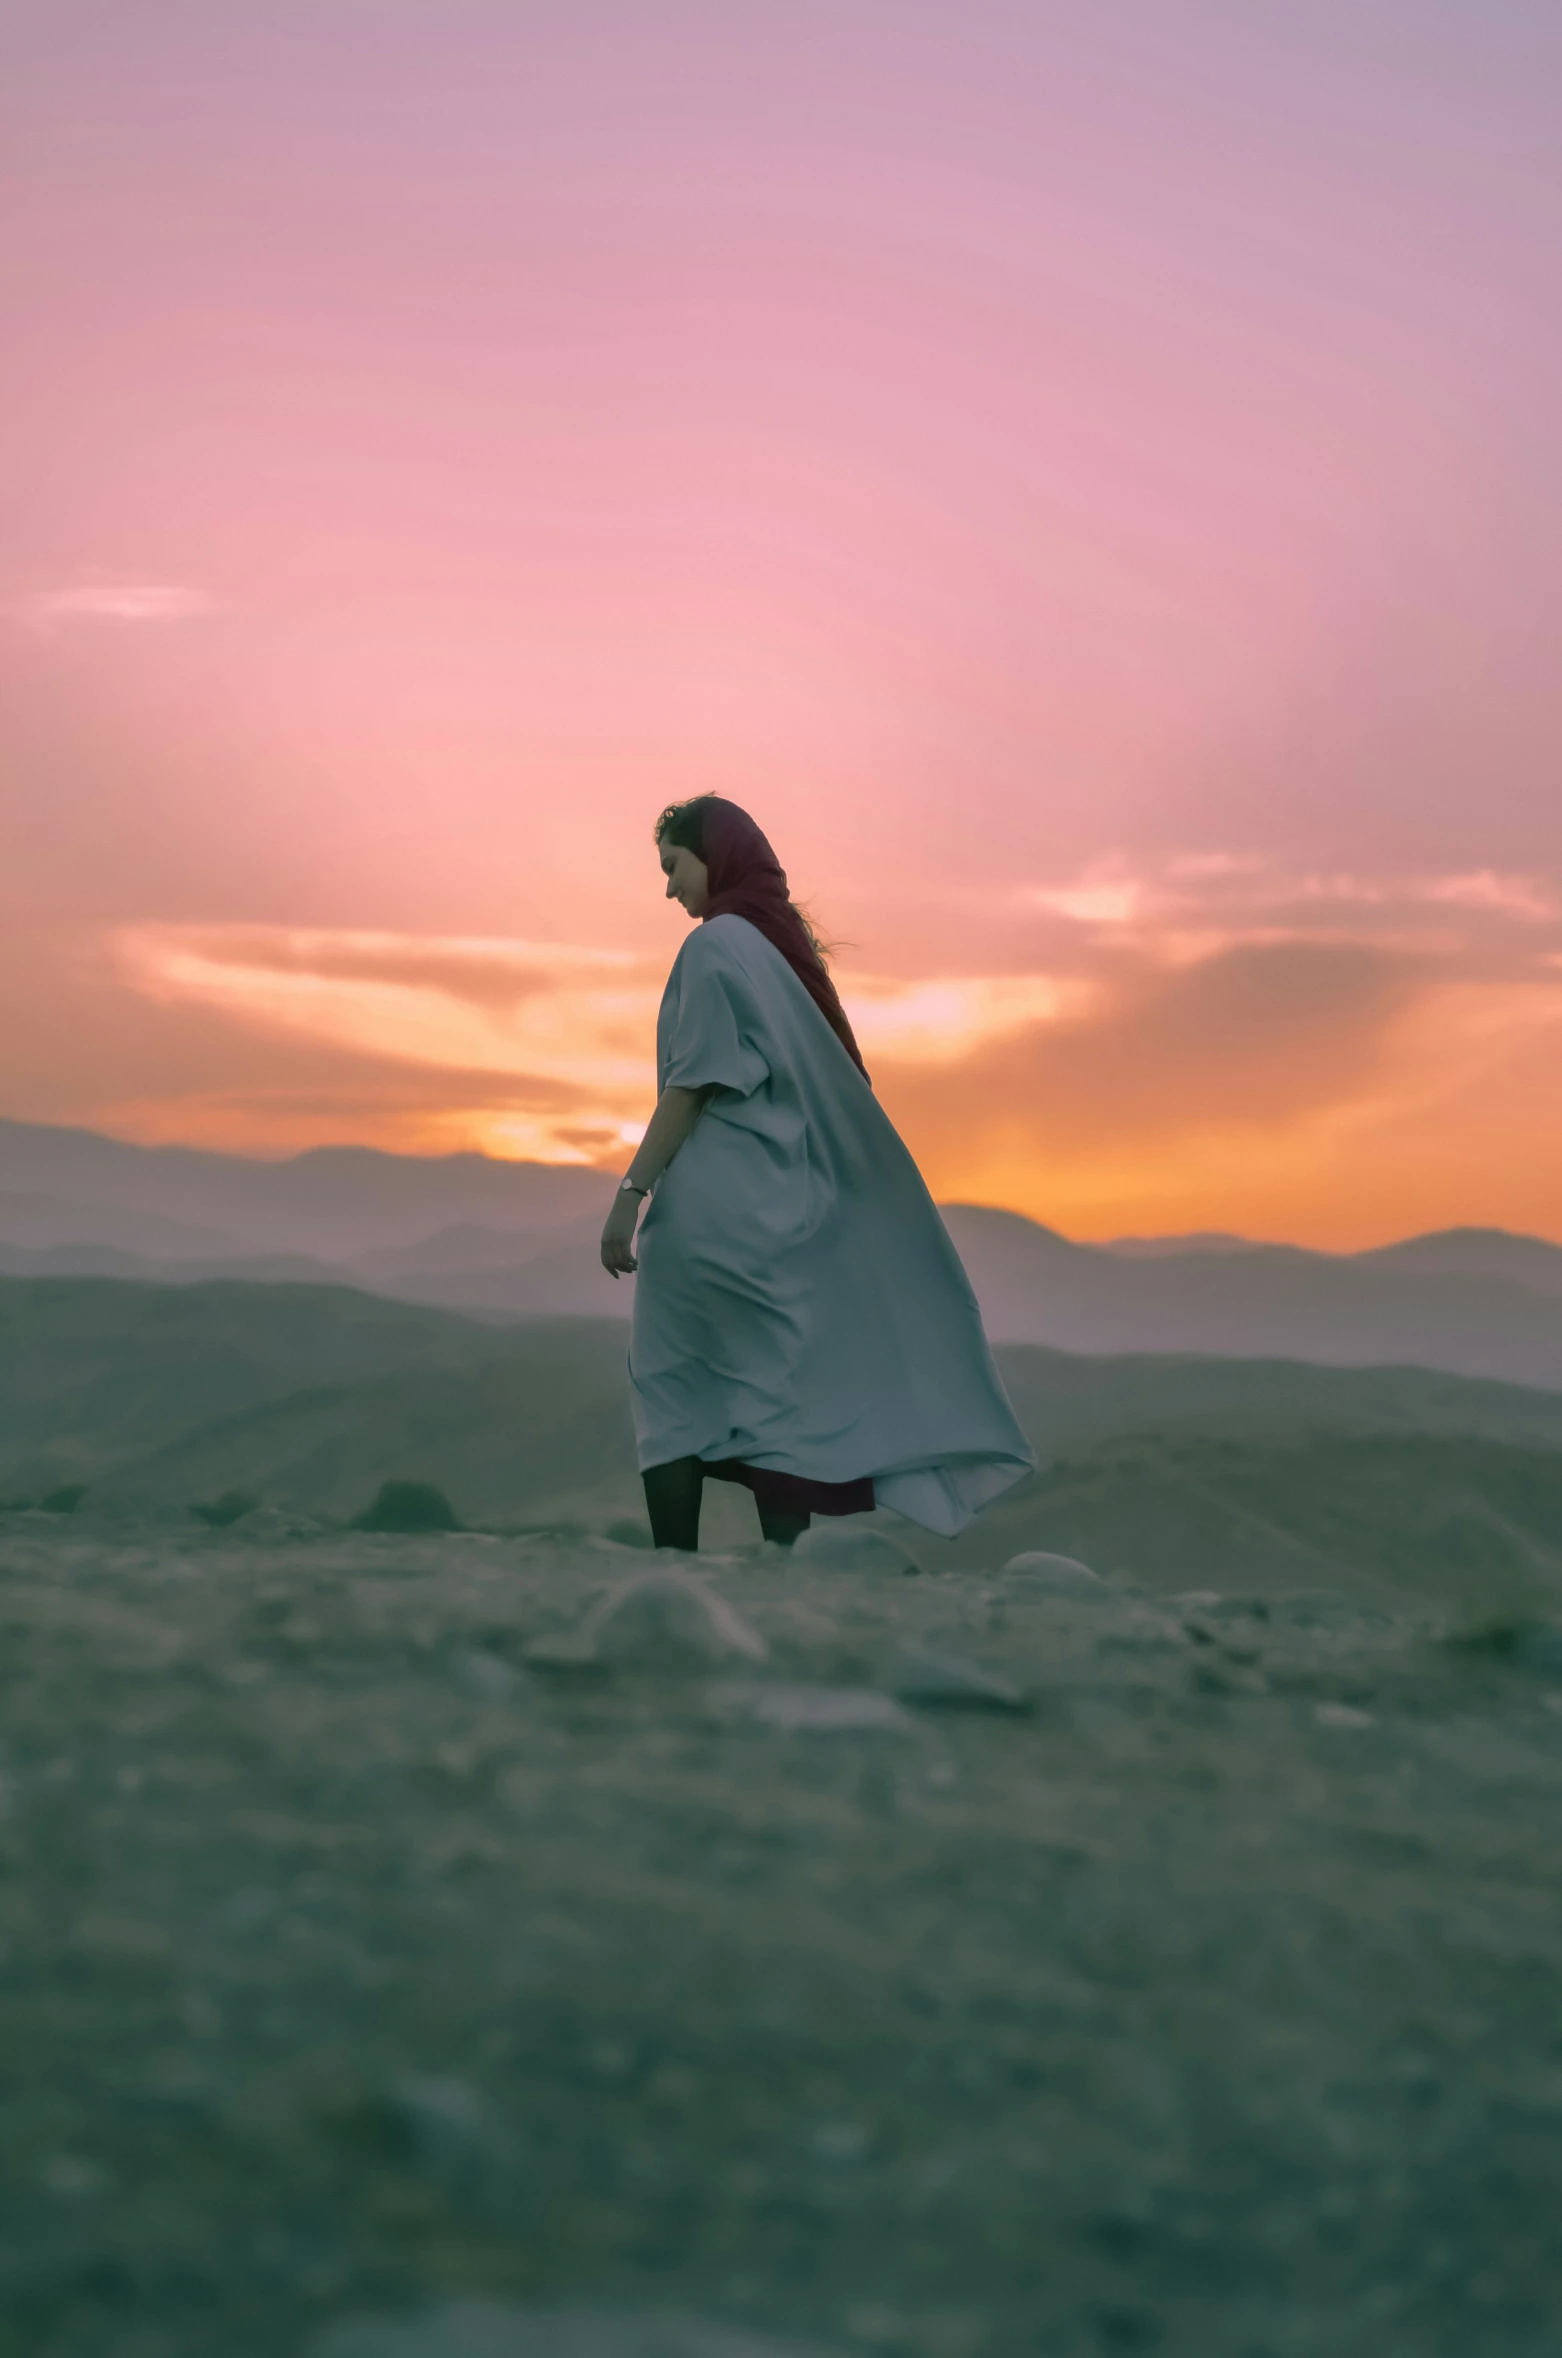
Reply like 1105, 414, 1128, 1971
629, 913, 1035, 1537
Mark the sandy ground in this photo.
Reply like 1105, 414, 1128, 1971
2, 1510, 1562, 2358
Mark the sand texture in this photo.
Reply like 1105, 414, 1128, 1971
3, 1514, 1561, 2356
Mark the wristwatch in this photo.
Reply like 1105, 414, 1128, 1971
619, 1177, 650, 1197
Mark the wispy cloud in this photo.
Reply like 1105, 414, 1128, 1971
113, 921, 1100, 1159
75, 881, 1562, 1230
877, 935, 1455, 1223
144, 924, 642, 1012
869, 898, 1562, 1244
115, 924, 663, 1165
1027, 879, 1145, 927
9, 583, 215, 628
842, 972, 1085, 1063
1416, 870, 1556, 920
1022, 856, 1560, 943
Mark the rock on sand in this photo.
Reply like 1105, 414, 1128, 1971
1000, 1550, 1100, 1587
792, 1524, 918, 1576
890, 1645, 1030, 1712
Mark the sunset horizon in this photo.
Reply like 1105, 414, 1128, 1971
5, 1, 1559, 1253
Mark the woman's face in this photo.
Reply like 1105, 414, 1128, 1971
660, 838, 710, 919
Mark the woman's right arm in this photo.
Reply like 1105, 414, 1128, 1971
623, 1084, 712, 1194
599, 1085, 713, 1275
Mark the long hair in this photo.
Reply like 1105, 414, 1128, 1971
655, 796, 837, 963
654, 794, 867, 1080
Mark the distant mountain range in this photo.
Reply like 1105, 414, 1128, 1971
938, 1207, 1562, 1389
0, 1118, 600, 1258
2, 1115, 1560, 1386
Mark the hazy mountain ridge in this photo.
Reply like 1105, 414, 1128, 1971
3, 1118, 1562, 1385
0, 1240, 352, 1288
0, 1117, 605, 1259
0, 1184, 241, 1259
1354, 1227, 1562, 1294
938, 1206, 1562, 1387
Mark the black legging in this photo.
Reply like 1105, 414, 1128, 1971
641, 1455, 810, 1551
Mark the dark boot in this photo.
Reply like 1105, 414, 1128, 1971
758, 1504, 811, 1550
641, 1456, 704, 1551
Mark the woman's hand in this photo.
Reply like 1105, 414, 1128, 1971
600, 1189, 643, 1278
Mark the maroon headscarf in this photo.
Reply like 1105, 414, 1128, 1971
689, 798, 869, 1081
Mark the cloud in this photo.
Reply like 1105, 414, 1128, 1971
879, 937, 1428, 1163
113, 923, 666, 1163
111, 922, 1096, 1156
873, 921, 1562, 1242
93, 1072, 627, 1167
1415, 870, 1556, 921
9, 863, 1558, 1232
138, 924, 643, 1012
841, 971, 1084, 1063
1017, 854, 1560, 951
9, 583, 215, 627
1027, 879, 1145, 927
0, 911, 651, 1163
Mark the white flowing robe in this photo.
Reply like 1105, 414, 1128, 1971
629, 914, 1035, 1536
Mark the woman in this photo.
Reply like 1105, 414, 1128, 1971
600, 794, 1034, 1551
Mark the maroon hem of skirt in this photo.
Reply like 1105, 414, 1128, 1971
703, 1459, 875, 1518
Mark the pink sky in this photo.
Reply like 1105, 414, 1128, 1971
3, 1, 1560, 1243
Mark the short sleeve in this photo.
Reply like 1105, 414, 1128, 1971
659, 941, 771, 1098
